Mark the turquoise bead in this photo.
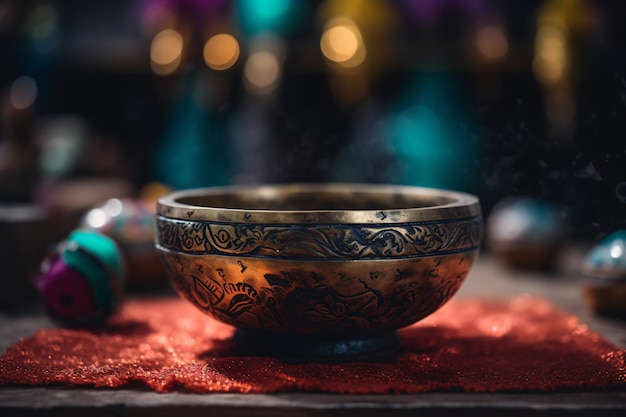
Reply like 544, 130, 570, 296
61, 230, 125, 315
583, 230, 626, 277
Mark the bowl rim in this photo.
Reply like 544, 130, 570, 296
157, 183, 481, 224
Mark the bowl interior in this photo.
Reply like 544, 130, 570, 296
158, 184, 481, 224
176, 189, 457, 211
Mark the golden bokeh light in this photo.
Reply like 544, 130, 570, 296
320, 18, 366, 68
322, 25, 358, 62
150, 29, 183, 76
476, 26, 509, 62
244, 51, 281, 94
533, 25, 567, 85
203, 33, 240, 71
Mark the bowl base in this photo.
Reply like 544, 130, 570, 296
233, 329, 401, 363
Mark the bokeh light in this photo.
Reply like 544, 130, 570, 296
236, 0, 303, 36
85, 208, 108, 229
203, 33, 240, 71
150, 29, 184, 76
101, 198, 123, 217
84, 198, 123, 229
610, 241, 624, 259
244, 51, 281, 95
476, 25, 508, 62
10, 76, 38, 109
321, 25, 358, 62
533, 25, 567, 85
320, 18, 366, 68
385, 73, 479, 191
488, 208, 530, 241
394, 106, 444, 159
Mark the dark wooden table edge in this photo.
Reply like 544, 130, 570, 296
1, 388, 626, 416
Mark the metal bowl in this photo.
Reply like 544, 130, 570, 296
155, 183, 482, 362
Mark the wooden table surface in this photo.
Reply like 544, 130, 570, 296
2, 248, 626, 416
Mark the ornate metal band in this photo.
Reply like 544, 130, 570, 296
156, 215, 482, 260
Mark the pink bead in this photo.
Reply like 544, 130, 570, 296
37, 259, 99, 322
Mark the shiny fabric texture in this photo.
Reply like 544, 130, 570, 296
1, 295, 624, 393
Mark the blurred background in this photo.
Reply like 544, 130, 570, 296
1, 0, 625, 254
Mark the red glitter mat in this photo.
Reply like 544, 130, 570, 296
1, 296, 625, 393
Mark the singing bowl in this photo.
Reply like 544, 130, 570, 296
155, 183, 482, 362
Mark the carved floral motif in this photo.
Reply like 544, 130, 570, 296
157, 216, 482, 259
160, 251, 476, 334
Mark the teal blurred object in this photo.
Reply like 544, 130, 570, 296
486, 197, 565, 269
582, 230, 626, 277
62, 230, 125, 311
487, 198, 565, 244
155, 74, 231, 189
581, 230, 626, 317
236, 0, 305, 36
387, 73, 481, 191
